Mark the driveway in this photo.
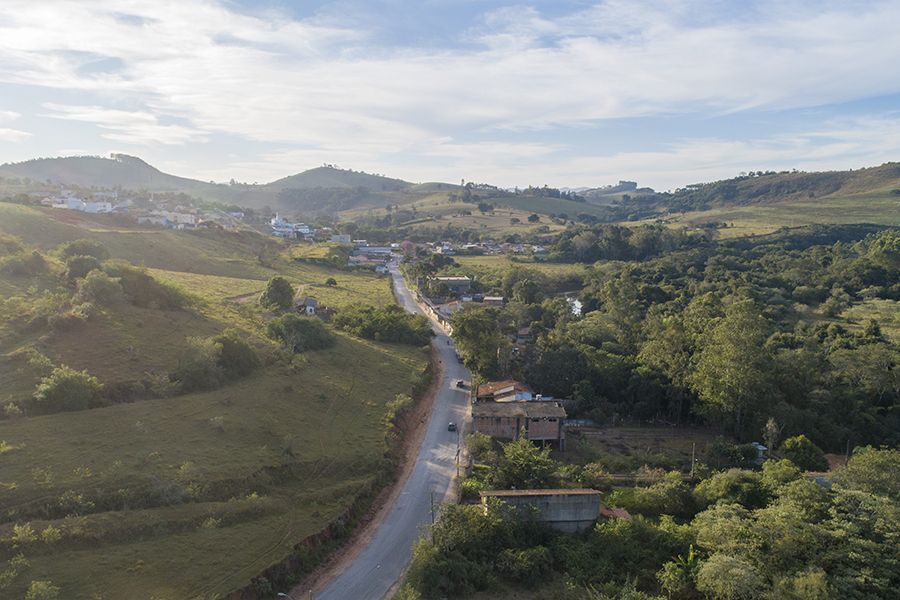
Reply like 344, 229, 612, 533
311, 261, 470, 600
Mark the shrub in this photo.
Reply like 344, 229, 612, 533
325, 277, 338, 286
694, 469, 768, 509
57, 239, 109, 260
64, 255, 102, 281
212, 330, 260, 378
105, 262, 188, 309
259, 276, 294, 310
3, 402, 23, 418
0, 233, 23, 255
0, 251, 46, 276
496, 546, 553, 585
11, 522, 36, 545
73, 270, 124, 305
580, 462, 613, 490
267, 314, 334, 352
30, 366, 104, 414
171, 337, 224, 392
779, 435, 828, 472
25, 580, 60, 600
332, 304, 433, 345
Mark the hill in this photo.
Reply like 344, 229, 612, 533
661, 162, 900, 211
266, 165, 412, 192
0, 154, 215, 193
0, 203, 428, 599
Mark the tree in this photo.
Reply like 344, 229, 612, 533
325, 277, 338, 286
73, 270, 124, 306
267, 313, 334, 352
31, 366, 104, 414
493, 436, 556, 489
57, 239, 109, 260
834, 446, 900, 499
527, 213, 540, 223
259, 276, 294, 310
64, 255, 102, 281
689, 301, 774, 435
779, 435, 828, 472
213, 330, 260, 378
171, 337, 224, 392
695, 554, 767, 600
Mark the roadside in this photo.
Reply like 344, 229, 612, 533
288, 275, 446, 598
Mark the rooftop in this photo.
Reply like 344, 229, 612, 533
481, 489, 600, 497
476, 379, 533, 398
472, 401, 566, 419
434, 276, 471, 282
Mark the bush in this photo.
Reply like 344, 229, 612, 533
212, 330, 260, 378
171, 337, 224, 393
64, 255, 102, 281
0, 251, 46, 276
267, 313, 334, 352
325, 277, 338, 286
0, 233, 23, 255
105, 262, 188, 309
57, 239, 109, 261
30, 366, 104, 414
694, 469, 768, 509
73, 270, 124, 306
779, 435, 828, 472
259, 276, 294, 310
332, 304, 433, 345
25, 580, 60, 600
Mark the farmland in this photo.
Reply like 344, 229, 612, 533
0, 204, 427, 599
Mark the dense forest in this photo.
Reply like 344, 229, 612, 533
447, 225, 899, 451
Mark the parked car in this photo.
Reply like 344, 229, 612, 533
455, 379, 466, 388
447, 422, 457, 432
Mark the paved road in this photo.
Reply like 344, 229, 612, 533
312, 261, 470, 600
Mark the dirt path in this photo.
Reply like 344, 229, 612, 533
289, 345, 445, 598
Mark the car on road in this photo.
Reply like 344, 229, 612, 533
455, 379, 466, 388
447, 422, 457, 432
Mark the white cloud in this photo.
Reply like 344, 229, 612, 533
0, 1, 899, 182
42, 103, 207, 145
0, 127, 31, 142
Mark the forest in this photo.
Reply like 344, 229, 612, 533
448, 225, 899, 451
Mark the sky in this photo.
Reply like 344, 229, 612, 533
1, 0, 899, 191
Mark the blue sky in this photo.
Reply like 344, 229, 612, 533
1, 0, 899, 190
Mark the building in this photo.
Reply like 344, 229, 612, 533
49, 194, 113, 214
480, 489, 601, 533
476, 380, 534, 402
355, 246, 393, 257
472, 400, 566, 449
483, 296, 505, 306
433, 276, 472, 294
331, 234, 352, 244
298, 296, 318, 316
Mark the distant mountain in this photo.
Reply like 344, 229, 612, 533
0, 154, 215, 192
661, 163, 900, 211
265, 165, 411, 192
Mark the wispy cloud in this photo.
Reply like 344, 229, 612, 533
42, 103, 207, 145
0, 109, 30, 142
0, 1, 898, 184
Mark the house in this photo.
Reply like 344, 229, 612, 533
356, 246, 393, 257
480, 489, 601, 533
476, 379, 533, 402
472, 399, 567, 449
483, 296, 505, 306
298, 296, 318, 316
515, 326, 533, 345
433, 276, 472, 294
331, 234, 352, 244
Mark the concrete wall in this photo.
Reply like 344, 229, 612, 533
483, 492, 601, 533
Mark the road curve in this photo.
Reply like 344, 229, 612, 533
312, 261, 470, 600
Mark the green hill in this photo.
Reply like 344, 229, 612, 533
0, 203, 428, 599
266, 165, 412, 192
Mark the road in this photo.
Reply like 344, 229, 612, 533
311, 261, 471, 600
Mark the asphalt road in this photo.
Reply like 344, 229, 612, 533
312, 261, 471, 600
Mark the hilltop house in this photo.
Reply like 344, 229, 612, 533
298, 296, 318, 316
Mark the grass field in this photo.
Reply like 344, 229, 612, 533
0, 203, 427, 599
643, 193, 900, 238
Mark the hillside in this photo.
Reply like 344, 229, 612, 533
661, 162, 900, 211
0, 203, 428, 599
266, 165, 412, 192
0, 154, 215, 193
